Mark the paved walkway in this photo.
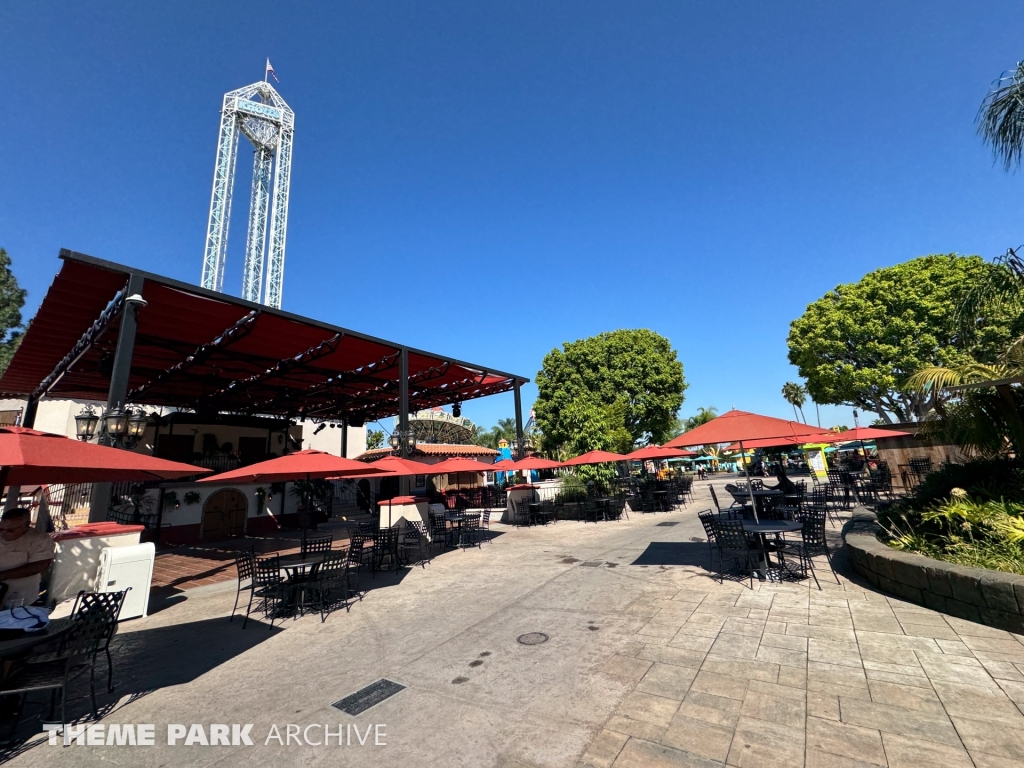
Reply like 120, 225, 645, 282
7, 481, 1023, 767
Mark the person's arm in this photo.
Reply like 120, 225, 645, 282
0, 558, 53, 581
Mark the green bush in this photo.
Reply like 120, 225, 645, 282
883, 494, 1024, 575
555, 476, 588, 504
902, 458, 1024, 510
877, 458, 1024, 575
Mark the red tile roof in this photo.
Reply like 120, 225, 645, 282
356, 444, 500, 461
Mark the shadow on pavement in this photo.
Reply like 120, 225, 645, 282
631, 541, 712, 567
1, 615, 282, 754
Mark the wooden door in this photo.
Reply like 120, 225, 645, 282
202, 489, 248, 539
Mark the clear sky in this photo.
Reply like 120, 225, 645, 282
2, 2, 1023, 437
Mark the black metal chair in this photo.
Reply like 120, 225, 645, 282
372, 527, 401, 572
5, 589, 129, 733
514, 499, 533, 527
310, 551, 352, 622
460, 514, 483, 549
714, 519, 765, 589
697, 509, 720, 571
398, 522, 428, 567
301, 534, 333, 558
244, 555, 287, 629
229, 547, 257, 622
581, 499, 600, 523
348, 532, 376, 579
428, 513, 450, 551
639, 484, 659, 513
537, 500, 557, 526
780, 504, 839, 589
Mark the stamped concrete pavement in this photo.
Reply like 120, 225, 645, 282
5, 480, 1023, 767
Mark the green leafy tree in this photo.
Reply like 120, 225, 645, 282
535, 329, 687, 451
0, 249, 27, 376
366, 429, 385, 450
787, 255, 1024, 423
781, 382, 807, 423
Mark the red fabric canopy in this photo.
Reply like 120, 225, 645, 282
509, 456, 562, 471
664, 410, 833, 448
365, 455, 436, 476
626, 445, 695, 461
428, 457, 500, 474
0, 426, 207, 485
198, 450, 389, 484
490, 459, 516, 472
824, 427, 912, 443
729, 426, 912, 450
560, 450, 628, 466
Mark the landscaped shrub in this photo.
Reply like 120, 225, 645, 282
555, 476, 587, 504
876, 458, 1024, 575
883, 493, 1024, 575
903, 457, 1024, 509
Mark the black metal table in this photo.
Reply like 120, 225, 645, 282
742, 520, 802, 580
0, 617, 74, 661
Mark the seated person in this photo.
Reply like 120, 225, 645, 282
763, 465, 799, 496
0, 508, 56, 608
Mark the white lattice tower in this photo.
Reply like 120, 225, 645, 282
200, 81, 295, 308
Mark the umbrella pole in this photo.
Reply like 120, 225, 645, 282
741, 441, 759, 523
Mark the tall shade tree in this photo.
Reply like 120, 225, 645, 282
534, 329, 687, 451
787, 255, 1024, 423
366, 429, 385, 450
781, 382, 807, 423
0, 249, 26, 376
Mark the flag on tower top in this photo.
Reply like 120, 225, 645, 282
265, 58, 279, 83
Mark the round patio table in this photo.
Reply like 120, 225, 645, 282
277, 550, 339, 574
0, 616, 75, 661
741, 520, 802, 581
276, 551, 341, 616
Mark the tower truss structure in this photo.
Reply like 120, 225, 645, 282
200, 81, 294, 309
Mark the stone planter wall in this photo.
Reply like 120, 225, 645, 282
843, 508, 1024, 634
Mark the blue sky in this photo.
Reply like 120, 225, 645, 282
2, 1, 1023, 436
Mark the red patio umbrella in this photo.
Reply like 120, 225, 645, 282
428, 457, 500, 474
366, 455, 437, 527
821, 427, 911, 443
198, 449, 389, 484
509, 456, 563, 471
663, 410, 834, 521
664, 410, 833, 449
367, 455, 436, 476
0, 426, 209, 485
560, 450, 628, 466
626, 445, 696, 461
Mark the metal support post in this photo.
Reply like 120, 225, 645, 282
514, 382, 525, 460
398, 348, 410, 496
90, 274, 145, 523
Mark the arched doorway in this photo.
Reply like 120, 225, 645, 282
202, 489, 248, 540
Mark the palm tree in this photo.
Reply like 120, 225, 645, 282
781, 382, 807, 423
908, 340, 1024, 458
978, 60, 1024, 171
681, 407, 718, 433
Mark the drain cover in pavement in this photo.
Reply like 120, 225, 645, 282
580, 561, 603, 567
656, 521, 680, 527
332, 679, 405, 715
517, 632, 549, 646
